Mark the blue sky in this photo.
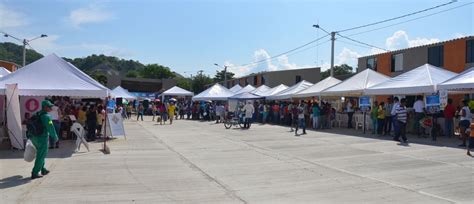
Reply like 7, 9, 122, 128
0, 0, 472, 77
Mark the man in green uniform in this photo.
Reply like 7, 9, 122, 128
30, 100, 58, 179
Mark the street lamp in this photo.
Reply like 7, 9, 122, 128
2, 32, 48, 67
213, 63, 228, 88
313, 24, 335, 77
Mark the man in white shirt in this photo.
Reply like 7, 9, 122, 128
413, 95, 426, 137
295, 101, 307, 136
346, 99, 354, 128
243, 101, 255, 129
391, 97, 400, 137
48, 101, 62, 149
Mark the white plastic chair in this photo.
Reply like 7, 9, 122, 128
355, 114, 364, 130
70, 122, 89, 152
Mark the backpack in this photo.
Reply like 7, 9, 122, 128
26, 112, 45, 136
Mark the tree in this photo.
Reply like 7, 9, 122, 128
191, 71, 213, 93
176, 77, 192, 91
140, 64, 175, 79
89, 71, 108, 86
320, 64, 354, 79
126, 70, 139, 78
213, 70, 235, 82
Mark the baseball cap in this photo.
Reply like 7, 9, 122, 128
41, 100, 54, 108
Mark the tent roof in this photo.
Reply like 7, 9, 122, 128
438, 67, 474, 92
229, 84, 243, 93
0, 54, 108, 97
111, 86, 136, 99
259, 84, 289, 97
229, 92, 264, 100
322, 69, 390, 96
192, 83, 235, 101
234, 84, 256, 94
267, 80, 314, 100
0, 67, 11, 77
293, 77, 341, 98
250, 85, 271, 96
161, 86, 194, 96
365, 64, 458, 95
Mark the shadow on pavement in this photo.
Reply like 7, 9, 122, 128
0, 140, 85, 160
0, 175, 31, 189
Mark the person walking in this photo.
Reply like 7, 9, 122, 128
168, 102, 176, 125
312, 102, 320, 129
377, 102, 385, 136
86, 105, 97, 141
49, 101, 61, 149
391, 97, 400, 137
28, 100, 58, 179
137, 104, 144, 121
152, 103, 158, 121
243, 101, 255, 129
295, 101, 307, 136
371, 101, 378, 134
384, 98, 394, 136
394, 99, 408, 144
443, 99, 455, 138
413, 95, 426, 137
346, 99, 354, 128
458, 99, 472, 147
467, 122, 474, 156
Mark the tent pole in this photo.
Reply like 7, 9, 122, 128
103, 97, 107, 152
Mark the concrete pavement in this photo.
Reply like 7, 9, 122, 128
1, 117, 473, 203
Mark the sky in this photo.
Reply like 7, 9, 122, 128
0, 0, 472, 77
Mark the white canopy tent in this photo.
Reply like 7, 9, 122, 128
321, 69, 390, 96
365, 64, 457, 95
160, 86, 194, 100
233, 84, 256, 94
293, 77, 342, 98
229, 84, 243, 93
266, 80, 314, 100
111, 86, 136, 99
192, 83, 235, 101
0, 67, 11, 78
259, 84, 289, 97
250, 85, 271, 96
438, 67, 474, 93
0, 54, 109, 98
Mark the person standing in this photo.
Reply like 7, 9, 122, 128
346, 99, 354, 128
78, 106, 87, 126
29, 100, 58, 179
394, 99, 408, 144
384, 98, 394, 136
391, 97, 400, 137
48, 101, 61, 149
86, 105, 97, 141
312, 102, 320, 129
467, 122, 474, 156
243, 101, 254, 129
458, 99, 472, 147
152, 103, 158, 121
295, 101, 307, 136
137, 104, 144, 121
168, 102, 176, 125
413, 95, 426, 137
371, 101, 379, 134
377, 102, 385, 136
273, 103, 280, 124
96, 105, 105, 137
443, 99, 455, 138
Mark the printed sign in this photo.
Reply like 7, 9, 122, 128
359, 96, 371, 112
20, 96, 45, 121
106, 113, 125, 137
425, 95, 441, 113
439, 90, 448, 110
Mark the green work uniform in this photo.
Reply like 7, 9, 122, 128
30, 110, 58, 176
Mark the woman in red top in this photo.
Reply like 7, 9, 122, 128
443, 99, 455, 138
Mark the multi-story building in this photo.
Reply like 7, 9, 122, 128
222, 67, 321, 88
358, 36, 474, 76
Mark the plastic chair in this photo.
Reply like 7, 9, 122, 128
70, 122, 89, 152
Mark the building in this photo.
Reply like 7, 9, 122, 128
121, 77, 176, 96
0, 60, 19, 72
222, 67, 321, 88
358, 36, 474, 76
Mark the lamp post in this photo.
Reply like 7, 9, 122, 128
312, 24, 335, 77
213, 63, 228, 87
2, 32, 48, 67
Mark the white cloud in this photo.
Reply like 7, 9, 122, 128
0, 3, 28, 28
386, 30, 440, 50
453, 33, 466, 38
68, 4, 113, 28
337, 47, 360, 65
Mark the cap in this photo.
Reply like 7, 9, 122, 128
41, 100, 54, 108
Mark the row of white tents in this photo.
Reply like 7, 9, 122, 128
192, 64, 474, 101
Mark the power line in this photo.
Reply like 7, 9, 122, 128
336, 0, 457, 33
346, 2, 473, 37
337, 33, 390, 52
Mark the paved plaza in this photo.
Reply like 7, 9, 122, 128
1, 117, 473, 203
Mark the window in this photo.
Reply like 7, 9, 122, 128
295, 75, 302, 83
428, 45, 444, 67
254, 76, 258, 85
366, 57, 377, 71
391, 53, 403, 72
467, 39, 474, 63
261, 76, 266, 85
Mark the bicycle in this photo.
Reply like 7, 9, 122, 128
223, 112, 244, 129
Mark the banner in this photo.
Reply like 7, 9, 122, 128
6, 84, 24, 149
425, 95, 441, 113
439, 90, 448, 110
106, 113, 125, 137
20, 96, 45, 122
359, 96, 371, 112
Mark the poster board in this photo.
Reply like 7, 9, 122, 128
6, 84, 24, 149
425, 95, 441, 113
439, 90, 448, 110
20, 96, 45, 122
105, 113, 125, 137
359, 96, 371, 112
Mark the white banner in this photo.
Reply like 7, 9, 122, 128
439, 90, 448, 110
106, 113, 125, 137
6, 84, 24, 149
20, 96, 45, 122
0, 96, 5, 125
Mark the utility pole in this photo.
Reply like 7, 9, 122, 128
2, 32, 47, 67
213, 63, 228, 87
330, 32, 336, 77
